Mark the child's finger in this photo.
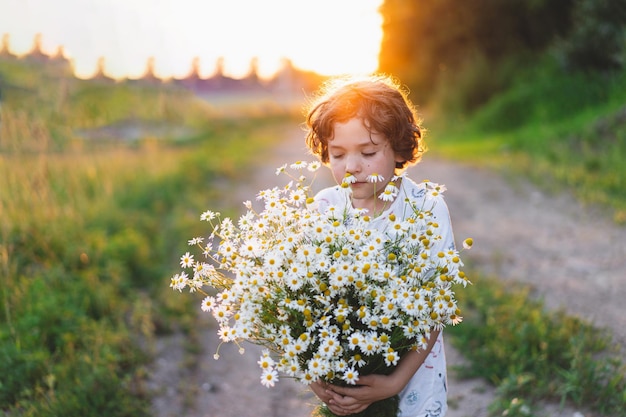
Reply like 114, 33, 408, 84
327, 384, 362, 398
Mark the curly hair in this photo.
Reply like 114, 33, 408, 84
304, 74, 426, 170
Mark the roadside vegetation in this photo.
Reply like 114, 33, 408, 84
429, 62, 626, 225
418, 22, 626, 417
0, 58, 296, 416
448, 276, 626, 417
421, 29, 626, 417
377, 2, 626, 415
434, 67, 626, 415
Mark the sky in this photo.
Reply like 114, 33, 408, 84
0, 0, 384, 80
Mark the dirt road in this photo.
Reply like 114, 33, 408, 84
150, 125, 625, 417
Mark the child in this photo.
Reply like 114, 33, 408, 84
304, 74, 455, 417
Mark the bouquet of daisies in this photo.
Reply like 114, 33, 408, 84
170, 161, 471, 417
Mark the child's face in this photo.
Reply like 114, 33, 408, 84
328, 118, 403, 210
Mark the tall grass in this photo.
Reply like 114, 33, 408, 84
0, 116, 295, 415
1, 143, 165, 415
0, 58, 299, 415
430, 62, 626, 223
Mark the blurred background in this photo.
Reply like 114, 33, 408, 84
1, 1, 626, 416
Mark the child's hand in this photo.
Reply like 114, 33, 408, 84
309, 379, 371, 416
310, 380, 358, 416
320, 374, 399, 416
309, 380, 333, 405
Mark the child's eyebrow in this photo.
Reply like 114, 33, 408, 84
328, 140, 382, 150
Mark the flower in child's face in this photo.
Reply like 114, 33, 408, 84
328, 118, 403, 209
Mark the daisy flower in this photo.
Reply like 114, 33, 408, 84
308, 357, 328, 377
307, 161, 321, 172
424, 182, 447, 201
348, 332, 364, 350
200, 210, 218, 221
169, 272, 188, 292
202, 241, 213, 257
260, 368, 279, 387
342, 367, 360, 385
349, 353, 366, 367
342, 173, 357, 184
258, 350, 276, 369
366, 173, 385, 183
188, 237, 204, 246
275, 164, 287, 175
289, 188, 307, 206
384, 349, 400, 366
193, 261, 213, 278
180, 252, 194, 268
290, 160, 308, 170
379, 181, 399, 202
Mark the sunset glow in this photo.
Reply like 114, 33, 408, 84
0, 0, 384, 80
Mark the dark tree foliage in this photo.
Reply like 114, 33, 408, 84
377, 0, 624, 106
555, 0, 626, 71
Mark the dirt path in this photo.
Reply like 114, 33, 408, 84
150, 125, 626, 417
419, 157, 626, 353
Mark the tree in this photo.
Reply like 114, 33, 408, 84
377, 0, 577, 107
555, 0, 626, 71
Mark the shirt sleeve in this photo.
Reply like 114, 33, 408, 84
430, 197, 456, 253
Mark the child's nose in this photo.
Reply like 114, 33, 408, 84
345, 155, 361, 174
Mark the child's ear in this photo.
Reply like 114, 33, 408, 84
394, 154, 405, 164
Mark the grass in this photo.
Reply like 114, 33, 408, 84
0, 115, 297, 415
428, 63, 626, 224
0, 122, 290, 415
0, 57, 300, 415
447, 276, 626, 416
